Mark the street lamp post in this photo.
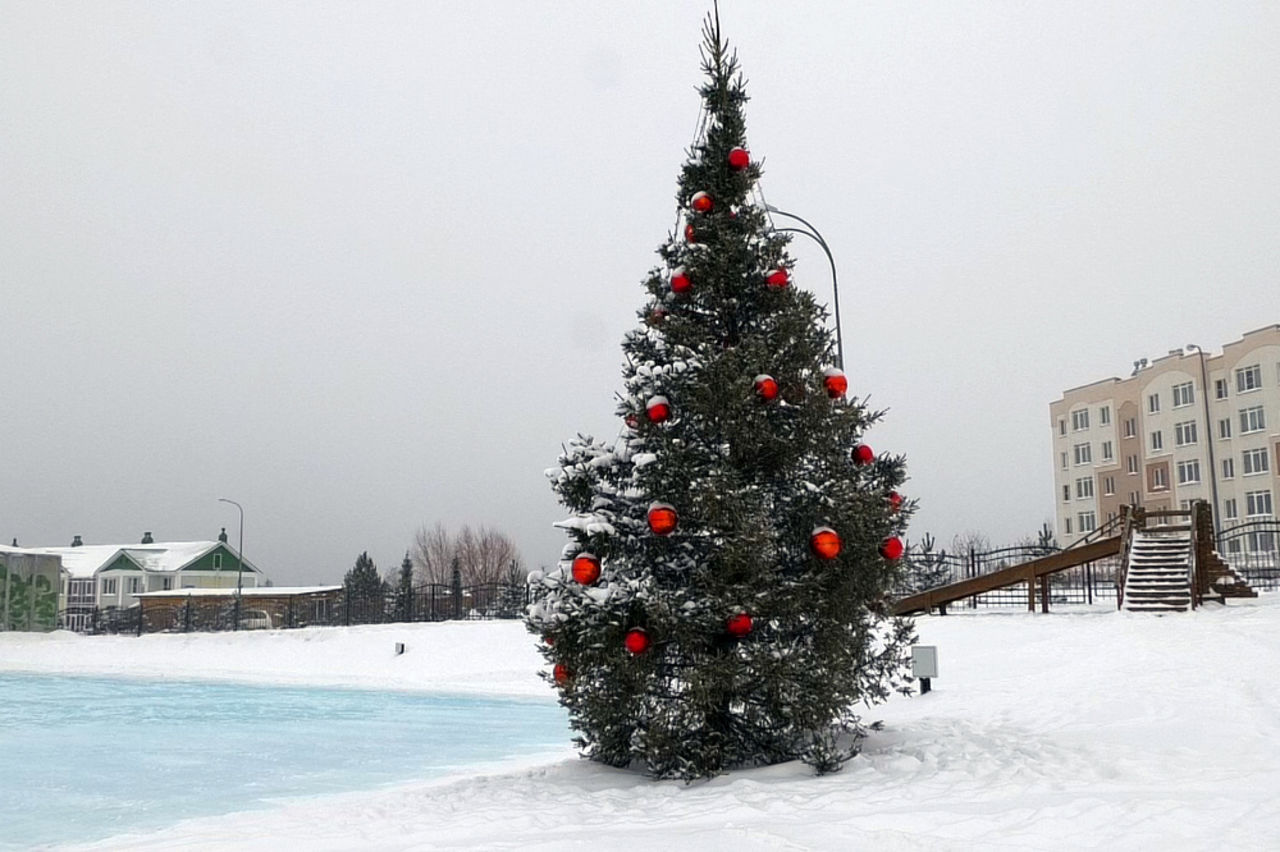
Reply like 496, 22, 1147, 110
218, 497, 245, 630
764, 204, 843, 370
1185, 345, 1221, 536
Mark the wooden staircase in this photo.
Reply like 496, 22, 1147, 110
1198, 549, 1259, 602
1122, 530, 1192, 613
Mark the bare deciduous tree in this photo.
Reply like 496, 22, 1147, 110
411, 523, 527, 586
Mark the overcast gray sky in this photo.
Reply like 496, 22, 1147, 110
4, 2, 1278, 585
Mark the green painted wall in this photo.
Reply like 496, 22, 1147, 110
186, 544, 253, 574
1, 554, 61, 631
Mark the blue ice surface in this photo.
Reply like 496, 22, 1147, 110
0, 672, 568, 850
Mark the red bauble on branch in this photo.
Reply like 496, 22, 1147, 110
726, 612, 753, 637
879, 537, 905, 561
851, 444, 875, 465
646, 395, 671, 424
888, 491, 904, 513
647, 503, 678, 536
810, 526, 842, 560
765, 268, 789, 290
624, 412, 639, 430
727, 147, 750, 170
823, 368, 848, 399
753, 374, 779, 402
553, 663, 571, 685
646, 307, 667, 326
624, 628, 651, 655
571, 553, 601, 585
689, 191, 713, 213
670, 268, 692, 294
684, 223, 697, 243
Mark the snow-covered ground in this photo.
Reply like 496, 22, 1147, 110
4, 598, 1280, 851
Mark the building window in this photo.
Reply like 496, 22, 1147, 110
1246, 490, 1273, 517
1177, 459, 1201, 484
1076, 477, 1095, 499
1224, 498, 1238, 520
1060, 451, 1068, 470
1072, 409, 1090, 431
1078, 511, 1097, 533
1172, 382, 1195, 407
1236, 364, 1262, 393
1150, 431, 1164, 452
1215, 378, 1229, 399
1239, 405, 1266, 434
1148, 393, 1160, 413
127, 577, 143, 594
162, 577, 172, 590
1103, 475, 1116, 496
1219, 418, 1232, 440
101, 578, 117, 595
1122, 418, 1136, 438
1243, 448, 1270, 476
1127, 455, 1140, 475
1064, 517, 1073, 535
1174, 421, 1198, 446
1101, 440, 1114, 461
1100, 406, 1111, 425
1062, 484, 1071, 503
1129, 491, 1142, 506
213, 553, 223, 569
1152, 466, 1168, 490
1073, 443, 1092, 465
1222, 457, 1235, 479
1058, 419, 1066, 436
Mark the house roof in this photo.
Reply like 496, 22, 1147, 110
29, 541, 261, 579
134, 586, 340, 599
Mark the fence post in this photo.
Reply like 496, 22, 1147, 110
452, 563, 463, 620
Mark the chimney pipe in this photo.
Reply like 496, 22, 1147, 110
71, 535, 83, 547
141, 531, 154, 544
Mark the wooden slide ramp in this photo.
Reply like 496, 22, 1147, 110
892, 536, 1123, 616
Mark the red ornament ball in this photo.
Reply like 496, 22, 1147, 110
690, 191, 713, 213
810, 526, 842, 560
543, 634, 554, 646
646, 395, 671, 424
823, 368, 848, 399
670, 269, 692, 294
753, 374, 779, 402
553, 663, 571, 685
647, 503, 678, 536
766, 268, 789, 289
624, 628, 651, 655
684, 223, 697, 243
726, 612, 753, 637
727, 147, 750, 170
879, 536, 905, 561
571, 553, 601, 585
852, 444, 875, 465
888, 491, 904, 513
646, 308, 667, 326
624, 412, 639, 430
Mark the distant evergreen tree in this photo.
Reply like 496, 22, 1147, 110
394, 552, 415, 621
899, 533, 954, 595
344, 551, 387, 623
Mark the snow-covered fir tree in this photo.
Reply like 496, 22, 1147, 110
527, 10, 916, 781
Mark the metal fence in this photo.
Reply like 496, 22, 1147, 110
899, 542, 1121, 609
1217, 518, 1280, 591
59, 582, 532, 635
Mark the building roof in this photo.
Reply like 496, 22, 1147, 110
134, 586, 340, 599
28, 541, 259, 579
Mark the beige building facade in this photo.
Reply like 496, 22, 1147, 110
1050, 324, 1280, 547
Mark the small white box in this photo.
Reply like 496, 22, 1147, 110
911, 645, 938, 679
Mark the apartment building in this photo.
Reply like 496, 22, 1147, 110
1050, 324, 1280, 547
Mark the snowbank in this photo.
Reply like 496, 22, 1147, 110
6, 598, 1280, 850
0, 620, 546, 698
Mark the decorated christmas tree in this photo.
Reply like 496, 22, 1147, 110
527, 9, 916, 781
